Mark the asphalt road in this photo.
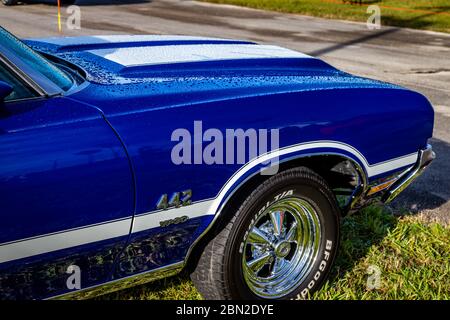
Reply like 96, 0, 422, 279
1, 0, 449, 224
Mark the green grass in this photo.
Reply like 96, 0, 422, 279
200, 0, 450, 33
98, 205, 450, 300
313, 206, 450, 299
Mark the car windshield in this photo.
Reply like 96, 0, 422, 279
0, 27, 73, 91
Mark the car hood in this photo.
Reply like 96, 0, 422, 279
26, 35, 340, 82
25, 35, 404, 114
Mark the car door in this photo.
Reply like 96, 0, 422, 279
0, 61, 134, 299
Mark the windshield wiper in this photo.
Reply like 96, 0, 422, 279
39, 52, 86, 85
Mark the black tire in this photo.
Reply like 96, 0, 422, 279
1, 0, 18, 5
191, 167, 340, 299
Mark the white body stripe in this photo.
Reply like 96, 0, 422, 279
204, 141, 417, 222
0, 218, 130, 264
0, 141, 417, 264
132, 200, 214, 234
89, 44, 312, 67
368, 153, 418, 176
0, 201, 214, 264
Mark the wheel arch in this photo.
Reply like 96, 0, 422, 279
185, 151, 367, 270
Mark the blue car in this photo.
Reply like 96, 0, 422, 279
0, 26, 434, 300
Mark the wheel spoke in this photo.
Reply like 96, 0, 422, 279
247, 252, 272, 274
285, 221, 298, 242
271, 257, 286, 275
269, 210, 285, 236
248, 227, 272, 246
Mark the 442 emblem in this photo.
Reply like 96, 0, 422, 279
156, 189, 192, 210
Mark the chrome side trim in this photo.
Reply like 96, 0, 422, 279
382, 145, 435, 203
50, 261, 184, 300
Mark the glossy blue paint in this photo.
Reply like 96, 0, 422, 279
0, 96, 134, 298
0, 97, 134, 242
72, 85, 432, 214
25, 38, 433, 214
0, 34, 434, 299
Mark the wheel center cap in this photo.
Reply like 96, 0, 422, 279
274, 241, 291, 258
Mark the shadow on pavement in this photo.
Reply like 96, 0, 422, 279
388, 137, 450, 219
309, 7, 449, 56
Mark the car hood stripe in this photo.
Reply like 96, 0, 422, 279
88, 44, 313, 67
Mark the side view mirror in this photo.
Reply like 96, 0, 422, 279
0, 81, 13, 102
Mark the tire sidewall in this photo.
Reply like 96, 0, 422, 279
225, 177, 339, 300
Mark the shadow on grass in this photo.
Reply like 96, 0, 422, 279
320, 205, 398, 291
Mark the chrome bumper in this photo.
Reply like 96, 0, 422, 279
382, 145, 435, 203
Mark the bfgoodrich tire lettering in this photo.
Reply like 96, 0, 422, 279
191, 167, 340, 299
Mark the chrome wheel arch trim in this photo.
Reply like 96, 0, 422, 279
204, 140, 416, 221
184, 140, 378, 265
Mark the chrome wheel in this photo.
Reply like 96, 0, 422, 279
242, 197, 322, 298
